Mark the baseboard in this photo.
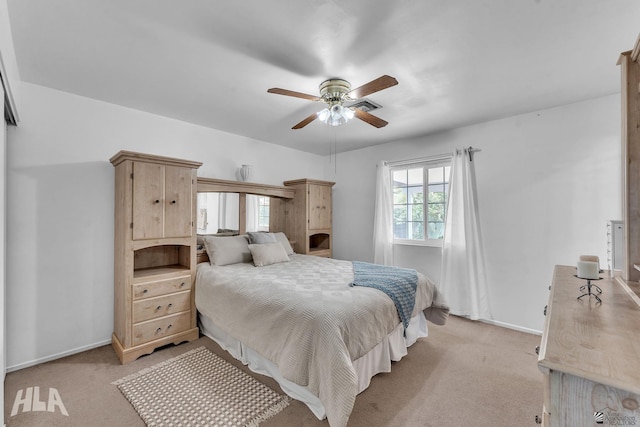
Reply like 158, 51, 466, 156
6, 339, 112, 373
480, 318, 542, 336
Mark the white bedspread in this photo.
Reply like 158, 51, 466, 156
195, 254, 448, 427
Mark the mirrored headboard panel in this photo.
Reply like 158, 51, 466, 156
196, 192, 240, 235
196, 177, 295, 236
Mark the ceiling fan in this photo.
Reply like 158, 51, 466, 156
267, 75, 398, 129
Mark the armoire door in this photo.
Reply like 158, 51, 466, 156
308, 183, 332, 230
132, 162, 164, 240
164, 166, 193, 238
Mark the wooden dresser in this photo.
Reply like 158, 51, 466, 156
537, 265, 640, 426
110, 151, 202, 364
282, 179, 335, 257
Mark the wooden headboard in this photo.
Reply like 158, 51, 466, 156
197, 177, 295, 199
196, 177, 296, 263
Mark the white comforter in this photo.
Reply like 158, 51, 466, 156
195, 254, 448, 427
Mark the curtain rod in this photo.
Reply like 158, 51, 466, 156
385, 146, 481, 167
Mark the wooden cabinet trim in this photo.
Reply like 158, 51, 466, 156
110, 150, 202, 169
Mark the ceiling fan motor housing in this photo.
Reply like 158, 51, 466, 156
319, 78, 352, 105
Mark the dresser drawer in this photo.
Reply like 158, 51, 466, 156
132, 276, 191, 300
133, 311, 191, 346
133, 291, 191, 323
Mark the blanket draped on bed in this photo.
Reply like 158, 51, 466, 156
350, 261, 417, 330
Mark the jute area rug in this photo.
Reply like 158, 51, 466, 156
113, 346, 290, 427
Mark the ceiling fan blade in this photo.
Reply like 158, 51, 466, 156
347, 75, 398, 99
292, 112, 319, 129
267, 88, 321, 102
353, 108, 388, 128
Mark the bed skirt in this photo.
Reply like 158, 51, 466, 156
198, 311, 429, 420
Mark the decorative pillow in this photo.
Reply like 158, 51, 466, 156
202, 235, 252, 266
248, 242, 290, 267
247, 231, 277, 244
197, 231, 238, 245
197, 234, 214, 246
217, 228, 240, 235
273, 232, 295, 255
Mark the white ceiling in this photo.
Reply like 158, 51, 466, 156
7, 0, 640, 154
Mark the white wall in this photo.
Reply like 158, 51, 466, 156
5, 82, 326, 370
328, 94, 622, 333
0, 80, 5, 427
1, 0, 20, 422
0, 0, 20, 118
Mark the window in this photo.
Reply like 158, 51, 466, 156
257, 196, 270, 231
391, 161, 451, 246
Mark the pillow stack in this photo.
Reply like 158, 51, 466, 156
202, 232, 294, 267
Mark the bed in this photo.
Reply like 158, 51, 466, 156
195, 233, 449, 427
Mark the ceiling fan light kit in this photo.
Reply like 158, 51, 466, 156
267, 75, 398, 129
317, 104, 355, 126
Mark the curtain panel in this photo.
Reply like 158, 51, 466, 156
440, 148, 491, 320
373, 161, 393, 265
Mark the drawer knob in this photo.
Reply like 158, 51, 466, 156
167, 324, 173, 330
154, 199, 160, 204
171, 200, 176, 204
143, 289, 148, 294
535, 415, 542, 424
180, 282, 185, 287
156, 305, 162, 310
156, 327, 162, 334
535, 346, 540, 355
168, 303, 173, 308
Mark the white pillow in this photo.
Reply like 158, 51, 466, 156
272, 232, 295, 255
248, 242, 290, 267
202, 235, 252, 266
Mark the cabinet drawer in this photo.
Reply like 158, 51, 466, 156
133, 276, 191, 300
133, 291, 191, 323
133, 311, 191, 346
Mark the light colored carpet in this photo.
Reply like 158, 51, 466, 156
113, 346, 290, 427
4, 315, 543, 426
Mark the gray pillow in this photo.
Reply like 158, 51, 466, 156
247, 231, 277, 244
202, 235, 252, 266
273, 232, 295, 255
248, 242, 290, 267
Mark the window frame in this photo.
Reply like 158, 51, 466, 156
390, 158, 451, 248
257, 196, 270, 231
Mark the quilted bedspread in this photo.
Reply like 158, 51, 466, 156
195, 254, 449, 427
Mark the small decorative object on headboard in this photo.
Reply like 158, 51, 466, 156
239, 165, 253, 182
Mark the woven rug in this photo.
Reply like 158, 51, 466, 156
113, 347, 290, 427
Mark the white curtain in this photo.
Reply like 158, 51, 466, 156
440, 148, 491, 320
218, 193, 227, 229
245, 195, 259, 232
373, 161, 393, 265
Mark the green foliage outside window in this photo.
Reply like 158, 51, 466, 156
392, 164, 449, 242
